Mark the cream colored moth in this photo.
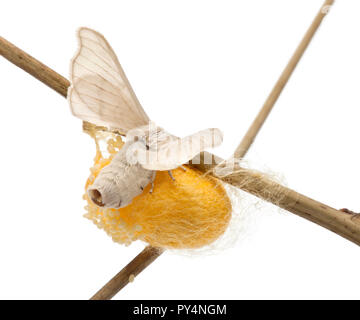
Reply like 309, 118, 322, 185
68, 28, 223, 209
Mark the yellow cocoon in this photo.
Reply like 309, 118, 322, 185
84, 134, 232, 249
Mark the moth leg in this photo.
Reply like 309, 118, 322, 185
149, 182, 154, 193
149, 171, 157, 193
180, 165, 187, 171
167, 170, 176, 181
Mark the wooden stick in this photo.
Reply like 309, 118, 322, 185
233, 0, 335, 159
0, 36, 70, 97
90, 246, 164, 300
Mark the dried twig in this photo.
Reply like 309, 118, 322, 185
234, 0, 335, 159
1, 0, 352, 301
0, 36, 70, 97
90, 246, 164, 300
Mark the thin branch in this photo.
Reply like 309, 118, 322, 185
90, 246, 164, 300
233, 0, 335, 159
0, 36, 70, 97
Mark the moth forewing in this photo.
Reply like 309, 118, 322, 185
68, 27, 150, 133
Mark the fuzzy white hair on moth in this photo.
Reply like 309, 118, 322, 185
68, 27, 223, 209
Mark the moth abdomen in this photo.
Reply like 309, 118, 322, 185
88, 142, 154, 209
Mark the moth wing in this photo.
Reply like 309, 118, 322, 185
68, 27, 149, 133
141, 128, 223, 171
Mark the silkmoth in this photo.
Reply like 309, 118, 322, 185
68, 28, 223, 209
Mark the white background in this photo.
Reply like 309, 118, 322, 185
0, 0, 359, 299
